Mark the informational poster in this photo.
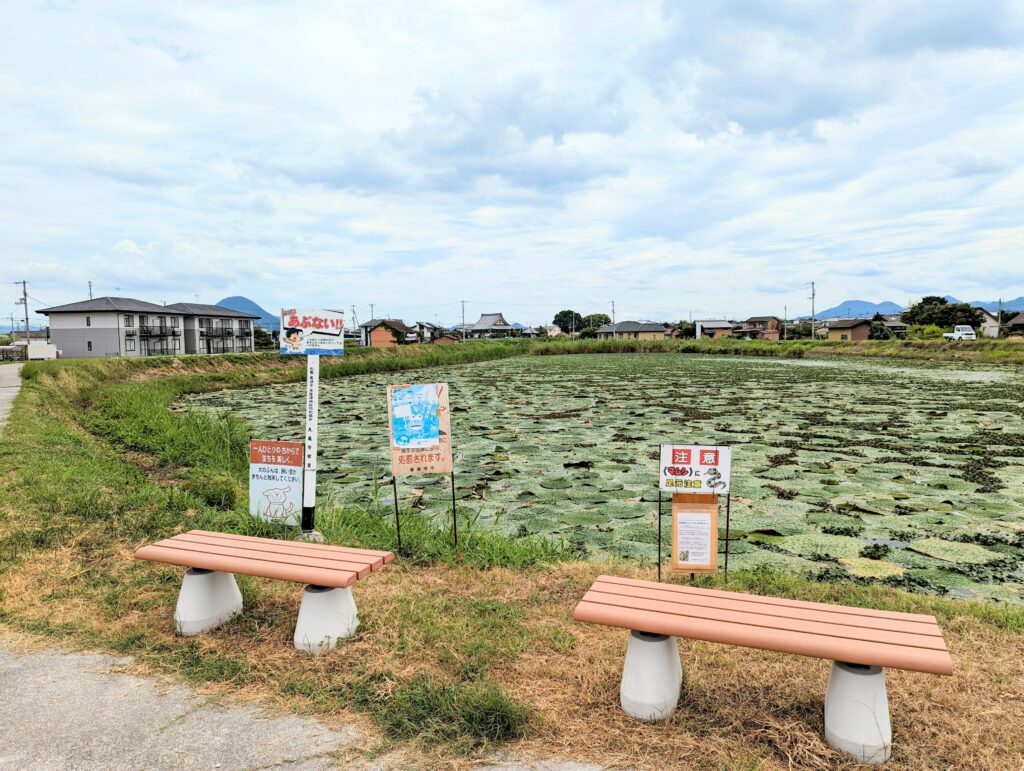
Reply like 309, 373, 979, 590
660, 444, 732, 494
388, 383, 453, 476
279, 308, 345, 356
249, 440, 304, 526
671, 494, 719, 573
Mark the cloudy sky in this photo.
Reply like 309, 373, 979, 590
2, 1, 1023, 330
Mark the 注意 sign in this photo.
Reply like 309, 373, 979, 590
279, 308, 345, 356
387, 383, 453, 476
249, 440, 304, 525
659, 444, 732, 494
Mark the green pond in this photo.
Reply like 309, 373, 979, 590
188, 354, 1024, 602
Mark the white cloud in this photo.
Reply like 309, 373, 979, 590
2, 0, 1023, 330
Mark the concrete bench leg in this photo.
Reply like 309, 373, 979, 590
293, 585, 359, 654
174, 568, 243, 636
824, 661, 892, 764
620, 631, 682, 721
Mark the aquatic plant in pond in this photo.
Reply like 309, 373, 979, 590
189, 354, 1024, 602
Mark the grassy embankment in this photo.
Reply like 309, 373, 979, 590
1, 343, 1023, 768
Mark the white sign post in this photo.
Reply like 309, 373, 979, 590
280, 308, 345, 536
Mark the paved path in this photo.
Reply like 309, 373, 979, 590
0, 363, 22, 434
0, 641, 363, 770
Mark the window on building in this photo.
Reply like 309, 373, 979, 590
125, 338, 135, 352
87, 341, 92, 351
86, 316, 91, 326
172, 338, 180, 352
124, 315, 134, 327
171, 316, 179, 328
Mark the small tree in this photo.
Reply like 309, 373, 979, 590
582, 313, 611, 328
253, 327, 276, 350
868, 321, 892, 340
578, 326, 599, 339
553, 310, 584, 334
674, 321, 696, 339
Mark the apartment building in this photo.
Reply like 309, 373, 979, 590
165, 303, 256, 354
38, 297, 257, 358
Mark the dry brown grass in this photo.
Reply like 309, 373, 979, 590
3, 545, 1023, 770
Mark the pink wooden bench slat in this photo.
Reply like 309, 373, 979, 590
596, 575, 936, 623
574, 576, 953, 676
175, 532, 388, 571
584, 583, 945, 639
145, 538, 375, 579
188, 530, 395, 563
134, 530, 394, 589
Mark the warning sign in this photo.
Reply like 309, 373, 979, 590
660, 444, 732, 494
249, 439, 304, 525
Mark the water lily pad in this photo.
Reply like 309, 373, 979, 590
909, 538, 1002, 564
839, 557, 906, 579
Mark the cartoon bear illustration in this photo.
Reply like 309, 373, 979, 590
262, 486, 295, 521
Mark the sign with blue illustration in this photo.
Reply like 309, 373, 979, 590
387, 383, 453, 476
390, 384, 440, 448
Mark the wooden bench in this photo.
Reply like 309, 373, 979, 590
135, 530, 394, 653
574, 575, 953, 764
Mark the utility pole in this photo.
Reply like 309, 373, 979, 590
369, 303, 375, 321
461, 300, 466, 341
808, 282, 817, 340
783, 304, 788, 340
20, 281, 29, 340
610, 300, 616, 326
88, 280, 93, 300
998, 298, 1003, 336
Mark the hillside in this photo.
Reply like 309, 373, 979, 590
217, 295, 279, 330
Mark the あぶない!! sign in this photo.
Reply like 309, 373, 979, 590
279, 308, 346, 356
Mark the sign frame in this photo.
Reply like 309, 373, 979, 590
670, 493, 718, 573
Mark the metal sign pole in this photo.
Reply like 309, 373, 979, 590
724, 492, 732, 585
393, 476, 402, 552
301, 353, 320, 533
657, 488, 663, 582
450, 470, 458, 549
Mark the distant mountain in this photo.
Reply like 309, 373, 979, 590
217, 296, 279, 331
815, 300, 904, 319
946, 296, 1024, 313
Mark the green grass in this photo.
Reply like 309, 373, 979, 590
3, 341, 1024, 762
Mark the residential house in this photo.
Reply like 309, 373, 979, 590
541, 325, 562, 337
359, 319, 415, 347
430, 334, 461, 345
883, 319, 909, 337
595, 321, 669, 340
520, 326, 540, 337
469, 313, 514, 338
165, 303, 257, 354
38, 297, 257, 358
695, 320, 733, 339
412, 321, 443, 344
974, 308, 1000, 338
826, 318, 871, 342
1006, 313, 1024, 337
737, 316, 782, 341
